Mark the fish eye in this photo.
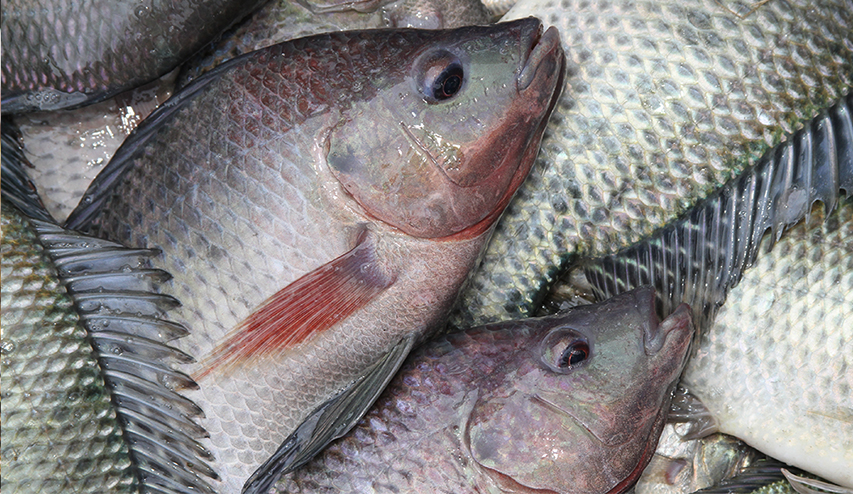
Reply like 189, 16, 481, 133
540, 328, 592, 373
417, 50, 465, 103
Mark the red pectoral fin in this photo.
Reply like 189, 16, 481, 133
195, 235, 394, 380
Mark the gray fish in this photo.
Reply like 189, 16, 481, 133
1, 0, 266, 113
176, 0, 492, 88
1, 135, 214, 493
271, 286, 694, 494
581, 94, 853, 486
452, 0, 853, 328
65, 20, 565, 492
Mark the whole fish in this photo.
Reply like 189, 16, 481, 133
65, 20, 565, 492
581, 93, 853, 487
452, 0, 853, 328
1, 140, 214, 493
268, 286, 694, 494
0, 0, 267, 114
177, 0, 492, 87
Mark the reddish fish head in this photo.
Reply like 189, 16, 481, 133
460, 287, 693, 493
326, 18, 565, 239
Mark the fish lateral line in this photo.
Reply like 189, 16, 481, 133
195, 235, 395, 380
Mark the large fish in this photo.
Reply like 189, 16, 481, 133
265, 286, 694, 494
65, 19, 565, 492
1, 0, 267, 114
1, 136, 214, 493
581, 93, 853, 487
452, 0, 853, 328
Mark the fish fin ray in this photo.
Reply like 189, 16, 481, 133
195, 234, 395, 380
693, 459, 793, 494
666, 385, 720, 439
582, 92, 853, 334
783, 469, 853, 494
1, 118, 54, 222
26, 215, 219, 492
242, 336, 416, 494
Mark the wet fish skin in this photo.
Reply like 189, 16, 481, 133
453, 0, 853, 328
0, 202, 216, 493
680, 197, 853, 488
66, 20, 565, 493
275, 287, 694, 494
1, 0, 266, 114
580, 93, 853, 488
177, 0, 491, 88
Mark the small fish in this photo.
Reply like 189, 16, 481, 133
1, 0, 266, 113
452, 0, 853, 328
65, 20, 565, 492
1, 130, 214, 493
581, 94, 853, 487
267, 286, 694, 494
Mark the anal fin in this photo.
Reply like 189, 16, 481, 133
195, 232, 395, 380
242, 335, 416, 494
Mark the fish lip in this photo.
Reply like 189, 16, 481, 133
517, 23, 562, 91
646, 302, 693, 356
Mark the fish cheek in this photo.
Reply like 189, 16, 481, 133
326, 106, 468, 238
464, 388, 605, 493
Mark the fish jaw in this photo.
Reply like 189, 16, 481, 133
325, 18, 565, 239
460, 287, 694, 494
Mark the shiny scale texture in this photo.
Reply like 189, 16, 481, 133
1, 203, 136, 494
453, 0, 853, 327
1, 0, 265, 113
682, 197, 853, 487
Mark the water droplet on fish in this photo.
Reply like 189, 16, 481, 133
1, 341, 15, 354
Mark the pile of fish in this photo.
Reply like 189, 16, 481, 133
2, 0, 852, 493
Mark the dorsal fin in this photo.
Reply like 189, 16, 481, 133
195, 231, 395, 380
583, 92, 853, 331
1, 118, 53, 222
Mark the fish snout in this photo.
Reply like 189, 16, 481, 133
646, 303, 694, 358
518, 23, 563, 92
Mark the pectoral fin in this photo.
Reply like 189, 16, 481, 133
242, 336, 416, 494
195, 233, 395, 380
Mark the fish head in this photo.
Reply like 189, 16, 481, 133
464, 287, 693, 493
326, 17, 565, 239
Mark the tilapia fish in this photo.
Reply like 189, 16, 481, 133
1, 0, 266, 113
581, 94, 853, 487
1, 148, 214, 492
270, 287, 693, 494
65, 19, 565, 492
453, 0, 853, 327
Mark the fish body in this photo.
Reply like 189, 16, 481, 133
453, 0, 853, 327
1, 0, 266, 113
275, 287, 694, 494
581, 94, 853, 487
66, 20, 565, 492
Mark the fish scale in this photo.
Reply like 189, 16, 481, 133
454, 0, 853, 327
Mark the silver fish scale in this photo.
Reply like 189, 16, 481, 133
682, 198, 853, 487
1, 205, 136, 494
455, 0, 853, 326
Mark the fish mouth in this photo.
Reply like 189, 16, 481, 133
645, 300, 693, 356
517, 23, 563, 92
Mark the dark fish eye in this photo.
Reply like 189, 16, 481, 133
559, 341, 590, 369
432, 65, 463, 100
417, 50, 465, 103
540, 328, 591, 373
